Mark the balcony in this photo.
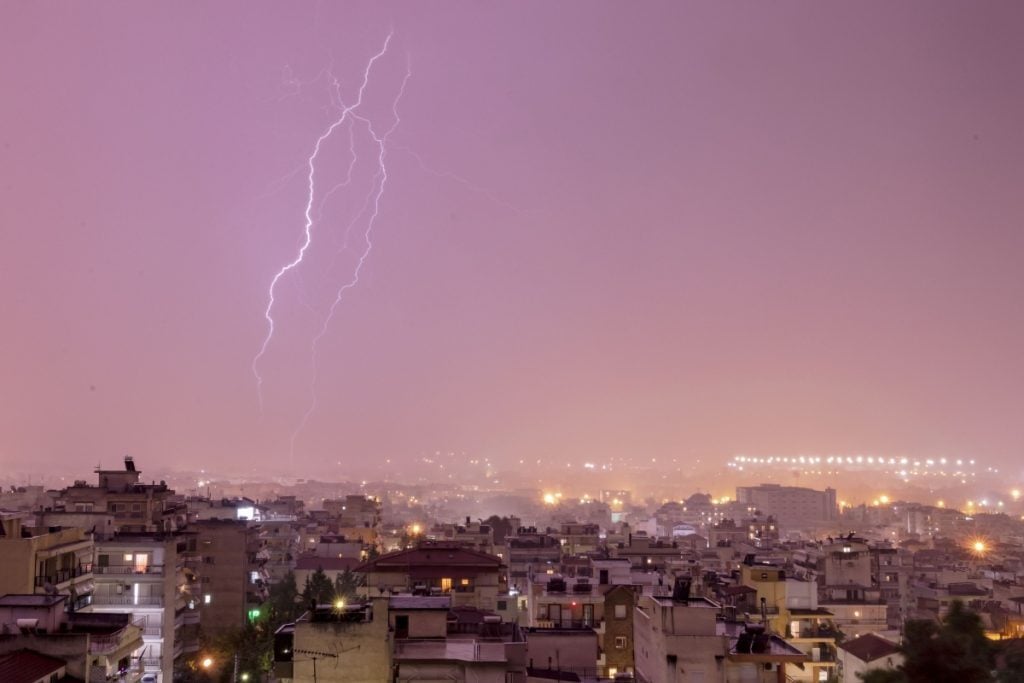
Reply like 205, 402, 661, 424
533, 619, 595, 630
790, 624, 839, 640
92, 595, 164, 607
34, 565, 92, 587
139, 657, 162, 670
88, 623, 144, 656
94, 565, 165, 576
394, 639, 511, 662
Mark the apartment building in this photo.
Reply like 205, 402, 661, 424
57, 457, 187, 534
355, 543, 504, 610
0, 593, 144, 682
634, 580, 808, 683
89, 532, 198, 683
190, 518, 269, 636
274, 596, 527, 683
735, 485, 838, 530
0, 513, 94, 611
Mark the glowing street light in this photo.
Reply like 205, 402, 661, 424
201, 657, 214, 669
971, 540, 987, 556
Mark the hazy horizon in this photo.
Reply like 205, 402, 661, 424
3, 2, 1024, 475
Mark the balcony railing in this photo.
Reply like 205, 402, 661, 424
92, 595, 164, 607
533, 619, 595, 629
139, 657, 162, 669
791, 625, 839, 639
88, 625, 140, 654
94, 565, 165, 576
34, 565, 92, 587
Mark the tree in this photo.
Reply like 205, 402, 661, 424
267, 570, 302, 626
995, 638, 1024, 683
334, 568, 364, 602
301, 567, 335, 606
483, 515, 514, 546
862, 600, 995, 683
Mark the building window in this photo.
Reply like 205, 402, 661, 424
460, 578, 470, 587
615, 636, 627, 649
440, 578, 452, 592
124, 553, 134, 562
497, 600, 507, 611
614, 604, 627, 619
204, 594, 212, 604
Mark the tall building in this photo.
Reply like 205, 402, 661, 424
191, 518, 269, 636
89, 532, 199, 683
735, 485, 838, 530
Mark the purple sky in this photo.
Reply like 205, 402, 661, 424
2, 2, 1023, 476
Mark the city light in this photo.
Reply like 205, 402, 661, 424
971, 539, 987, 556
201, 657, 213, 669
334, 598, 345, 610
409, 523, 422, 535
1013, 489, 1021, 501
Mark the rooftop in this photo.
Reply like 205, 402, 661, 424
389, 596, 451, 610
838, 633, 901, 663
0, 594, 67, 608
0, 650, 66, 683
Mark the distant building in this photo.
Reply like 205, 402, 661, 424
735, 485, 837, 530
56, 457, 187, 534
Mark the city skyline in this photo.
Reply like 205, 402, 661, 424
3, 2, 1024, 474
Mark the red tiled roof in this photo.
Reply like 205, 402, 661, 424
355, 544, 502, 573
0, 650, 66, 683
838, 633, 900, 663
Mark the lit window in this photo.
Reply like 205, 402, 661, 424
204, 594, 212, 604
460, 578, 470, 586
615, 636, 627, 649
440, 578, 452, 592
614, 604, 627, 619
123, 554, 134, 562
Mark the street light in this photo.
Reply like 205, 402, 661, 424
201, 656, 214, 669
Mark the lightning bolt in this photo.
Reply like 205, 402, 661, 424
288, 59, 411, 462
252, 33, 394, 410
